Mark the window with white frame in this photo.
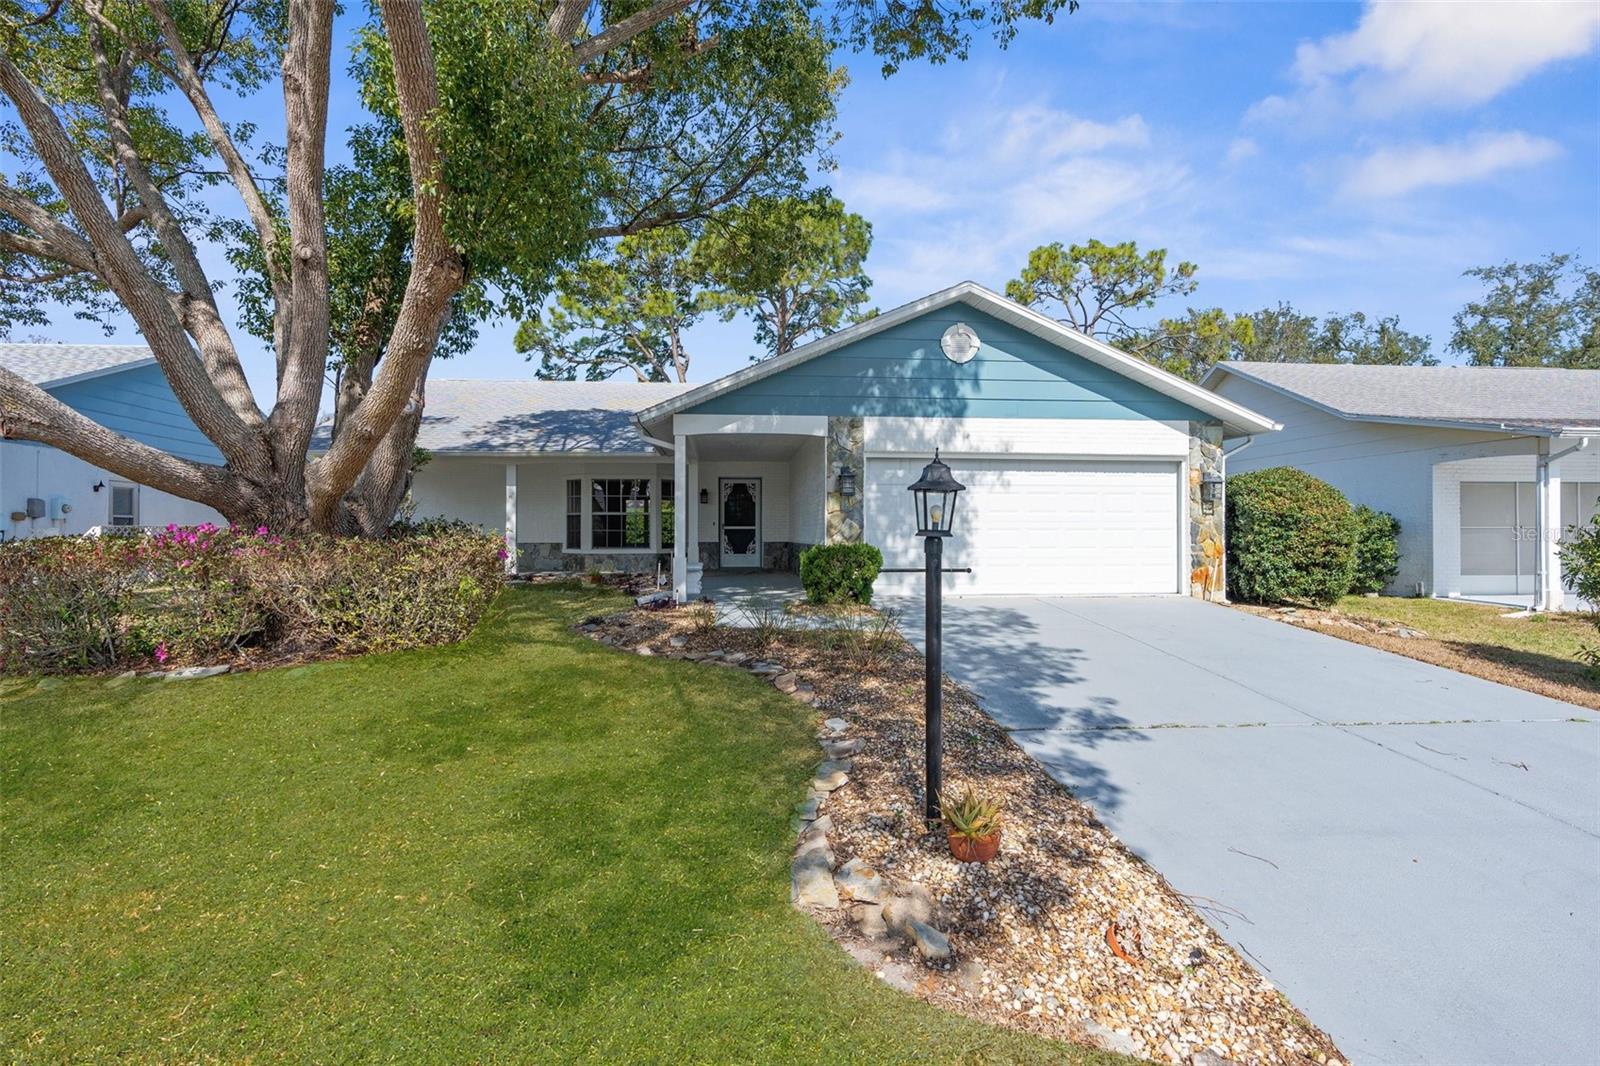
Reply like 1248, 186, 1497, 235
109, 483, 139, 527
565, 479, 582, 549
590, 478, 652, 549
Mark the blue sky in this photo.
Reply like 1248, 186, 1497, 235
25, 1, 1600, 396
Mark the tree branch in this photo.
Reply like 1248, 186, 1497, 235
0, 52, 264, 476
83, 2, 263, 429
141, 0, 290, 331
569, 0, 694, 66
268, 0, 335, 494
0, 366, 241, 512
309, 0, 464, 526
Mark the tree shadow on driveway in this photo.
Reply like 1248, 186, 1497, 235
892, 597, 1149, 814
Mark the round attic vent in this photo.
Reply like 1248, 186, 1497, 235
940, 322, 980, 364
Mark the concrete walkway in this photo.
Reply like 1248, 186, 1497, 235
889, 594, 1600, 1066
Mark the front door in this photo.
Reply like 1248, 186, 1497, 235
720, 478, 761, 568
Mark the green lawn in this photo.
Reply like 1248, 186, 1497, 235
1, 584, 1111, 1064
1330, 594, 1597, 706
1336, 594, 1590, 660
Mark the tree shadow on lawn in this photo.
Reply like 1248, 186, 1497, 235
894, 599, 1150, 816
1440, 638, 1600, 700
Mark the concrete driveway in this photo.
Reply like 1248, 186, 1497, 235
891, 594, 1600, 1066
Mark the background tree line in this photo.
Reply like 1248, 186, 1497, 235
530, 225, 1599, 385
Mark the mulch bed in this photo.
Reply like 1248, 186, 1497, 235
586, 603, 1347, 1066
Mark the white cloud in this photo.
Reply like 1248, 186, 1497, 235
988, 106, 1150, 161
836, 102, 1187, 300
1339, 131, 1563, 199
1249, 0, 1600, 120
1224, 137, 1259, 165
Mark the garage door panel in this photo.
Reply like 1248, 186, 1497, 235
865, 457, 1180, 596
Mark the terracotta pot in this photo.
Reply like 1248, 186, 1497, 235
947, 827, 1001, 863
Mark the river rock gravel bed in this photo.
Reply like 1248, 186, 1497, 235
584, 604, 1346, 1066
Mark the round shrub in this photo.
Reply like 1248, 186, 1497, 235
1225, 468, 1358, 606
799, 543, 884, 605
1348, 506, 1401, 595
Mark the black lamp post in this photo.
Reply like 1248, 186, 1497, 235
908, 449, 965, 823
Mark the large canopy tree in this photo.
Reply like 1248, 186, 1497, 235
1, 0, 1075, 534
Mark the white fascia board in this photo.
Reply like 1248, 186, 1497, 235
672, 413, 827, 437
634, 281, 1280, 438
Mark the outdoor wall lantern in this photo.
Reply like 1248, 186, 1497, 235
837, 464, 857, 498
699, 487, 710, 505
908, 449, 965, 822
1200, 472, 1224, 506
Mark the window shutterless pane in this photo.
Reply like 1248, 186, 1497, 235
565, 479, 581, 549
110, 485, 136, 526
590, 479, 651, 549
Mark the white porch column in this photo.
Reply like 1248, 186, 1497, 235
672, 435, 688, 601
1535, 438, 1563, 611
503, 462, 518, 575
686, 456, 702, 597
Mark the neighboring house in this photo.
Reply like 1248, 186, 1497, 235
408, 282, 1276, 602
1201, 362, 1599, 611
0, 344, 223, 540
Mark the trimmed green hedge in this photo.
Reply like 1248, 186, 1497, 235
1225, 467, 1358, 606
1349, 505, 1402, 595
799, 543, 884, 605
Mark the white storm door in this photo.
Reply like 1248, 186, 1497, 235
719, 478, 761, 568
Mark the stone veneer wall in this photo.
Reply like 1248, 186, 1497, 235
1187, 421, 1225, 601
826, 415, 864, 544
516, 543, 666, 575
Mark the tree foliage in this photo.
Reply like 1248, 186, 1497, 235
1, 0, 1071, 534
514, 226, 702, 382
1236, 303, 1434, 367
696, 192, 873, 358
1450, 252, 1599, 368
517, 191, 873, 380
1004, 238, 1436, 379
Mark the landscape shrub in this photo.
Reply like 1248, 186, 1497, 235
1560, 515, 1600, 673
1225, 467, 1358, 606
799, 542, 884, 604
0, 524, 505, 674
1348, 506, 1402, 595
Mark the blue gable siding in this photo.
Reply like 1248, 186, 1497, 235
47, 364, 223, 464
682, 305, 1208, 421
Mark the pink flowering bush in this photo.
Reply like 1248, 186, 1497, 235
0, 525, 503, 674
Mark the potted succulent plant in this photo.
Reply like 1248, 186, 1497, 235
941, 787, 1003, 863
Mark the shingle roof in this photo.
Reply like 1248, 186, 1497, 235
1210, 362, 1600, 434
0, 343, 155, 387
409, 378, 693, 454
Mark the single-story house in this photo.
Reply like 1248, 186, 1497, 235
3, 285, 1279, 603
0, 344, 224, 539
1201, 361, 1599, 611
409, 282, 1277, 601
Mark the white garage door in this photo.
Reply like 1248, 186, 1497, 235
865, 457, 1181, 596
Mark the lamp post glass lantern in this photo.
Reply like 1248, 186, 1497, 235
909, 450, 965, 823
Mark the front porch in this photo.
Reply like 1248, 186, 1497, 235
665, 414, 847, 603
1432, 436, 1596, 611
